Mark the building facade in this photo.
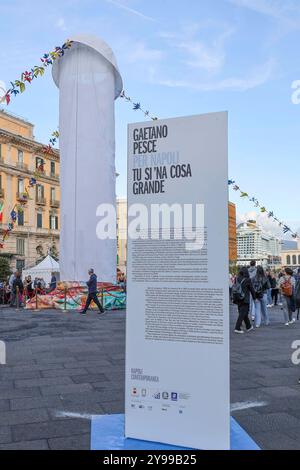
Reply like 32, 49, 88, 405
280, 239, 300, 269
0, 110, 60, 272
117, 198, 237, 273
228, 202, 237, 262
237, 220, 281, 268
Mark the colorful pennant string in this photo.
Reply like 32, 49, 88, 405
228, 180, 298, 239
0, 40, 73, 106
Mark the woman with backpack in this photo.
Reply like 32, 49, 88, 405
233, 267, 256, 334
253, 266, 270, 328
279, 267, 296, 325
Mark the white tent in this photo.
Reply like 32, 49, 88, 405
22, 255, 60, 286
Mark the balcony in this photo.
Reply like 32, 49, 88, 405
0, 188, 4, 198
16, 192, 29, 203
16, 161, 28, 171
50, 173, 59, 181
36, 196, 46, 205
50, 199, 60, 208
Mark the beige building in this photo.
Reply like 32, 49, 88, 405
281, 239, 300, 269
0, 109, 60, 272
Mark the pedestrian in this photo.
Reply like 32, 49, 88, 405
9, 271, 16, 306
11, 272, 24, 307
248, 260, 257, 320
279, 267, 296, 325
233, 267, 256, 334
79, 268, 104, 315
252, 266, 270, 328
295, 269, 300, 321
266, 270, 274, 307
271, 272, 279, 307
48, 272, 57, 293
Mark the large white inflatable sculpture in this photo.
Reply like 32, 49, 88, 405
52, 35, 123, 282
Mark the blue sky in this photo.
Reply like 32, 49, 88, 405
0, 0, 299, 236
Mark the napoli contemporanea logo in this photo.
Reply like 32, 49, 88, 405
0, 340, 6, 365
96, 203, 205, 251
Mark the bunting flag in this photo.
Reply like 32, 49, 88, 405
0, 178, 37, 248
228, 180, 299, 239
120, 91, 158, 121
0, 41, 73, 106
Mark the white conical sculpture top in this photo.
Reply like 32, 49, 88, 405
52, 34, 123, 282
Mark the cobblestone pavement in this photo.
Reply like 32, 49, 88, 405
0, 305, 300, 449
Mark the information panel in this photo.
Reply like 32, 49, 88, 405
125, 113, 230, 450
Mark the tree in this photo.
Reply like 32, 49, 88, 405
0, 254, 12, 282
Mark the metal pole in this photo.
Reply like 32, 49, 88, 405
35, 287, 38, 311
16, 286, 19, 310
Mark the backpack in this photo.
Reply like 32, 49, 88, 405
232, 279, 246, 304
281, 277, 293, 297
252, 277, 265, 299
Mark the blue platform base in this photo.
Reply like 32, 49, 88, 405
91, 414, 260, 450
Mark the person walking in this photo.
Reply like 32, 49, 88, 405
280, 267, 296, 325
271, 272, 279, 307
9, 271, 17, 306
252, 266, 270, 328
233, 267, 256, 334
248, 260, 257, 321
295, 268, 300, 320
79, 268, 104, 315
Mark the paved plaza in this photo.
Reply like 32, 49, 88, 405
0, 305, 300, 450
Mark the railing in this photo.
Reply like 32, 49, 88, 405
16, 161, 28, 171
16, 192, 29, 203
50, 199, 60, 208
36, 197, 46, 205
50, 173, 59, 181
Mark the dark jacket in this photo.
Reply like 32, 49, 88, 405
13, 278, 24, 294
87, 273, 97, 294
50, 276, 57, 290
238, 275, 256, 304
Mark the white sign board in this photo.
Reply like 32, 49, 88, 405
125, 113, 230, 450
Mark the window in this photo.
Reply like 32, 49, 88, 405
16, 238, 25, 255
298, 255, 300, 265
0, 174, 2, 189
18, 210, 24, 226
292, 255, 297, 265
37, 213, 43, 228
36, 157, 44, 169
287, 255, 291, 265
0, 143, 2, 158
16, 259, 25, 272
50, 161, 55, 176
36, 184, 44, 200
50, 214, 58, 230
51, 187, 55, 201
18, 178, 24, 194
18, 150, 23, 163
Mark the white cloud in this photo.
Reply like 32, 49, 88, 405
125, 42, 163, 64
228, 0, 300, 27
159, 23, 234, 74
237, 211, 300, 240
55, 17, 67, 32
152, 58, 276, 92
104, 0, 155, 22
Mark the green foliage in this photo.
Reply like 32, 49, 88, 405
0, 255, 12, 282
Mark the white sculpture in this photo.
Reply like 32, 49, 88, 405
52, 35, 123, 282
